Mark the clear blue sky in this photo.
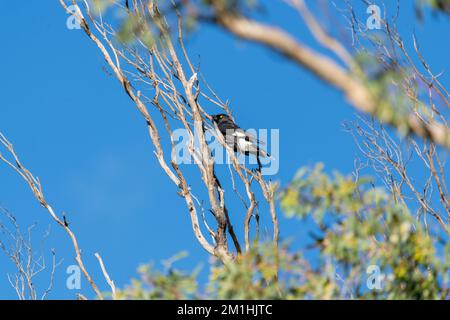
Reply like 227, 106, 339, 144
0, 2, 448, 299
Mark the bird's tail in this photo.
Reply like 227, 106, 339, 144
249, 145, 272, 159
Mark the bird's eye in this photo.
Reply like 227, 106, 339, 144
219, 115, 223, 118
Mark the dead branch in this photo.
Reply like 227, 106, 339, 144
0, 133, 106, 299
208, 0, 450, 149
59, 0, 279, 264
0, 208, 61, 299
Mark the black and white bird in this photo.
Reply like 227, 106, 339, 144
212, 114, 269, 171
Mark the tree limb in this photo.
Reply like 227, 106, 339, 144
211, 7, 450, 149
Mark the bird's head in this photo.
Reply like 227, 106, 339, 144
212, 114, 230, 124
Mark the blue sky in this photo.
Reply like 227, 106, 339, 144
0, 1, 448, 299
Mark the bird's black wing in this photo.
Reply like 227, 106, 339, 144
234, 128, 266, 146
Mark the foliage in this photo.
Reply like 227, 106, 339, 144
117, 165, 448, 299
281, 164, 448, 299
416, 0, 450, 18
116, 252, 200, 299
